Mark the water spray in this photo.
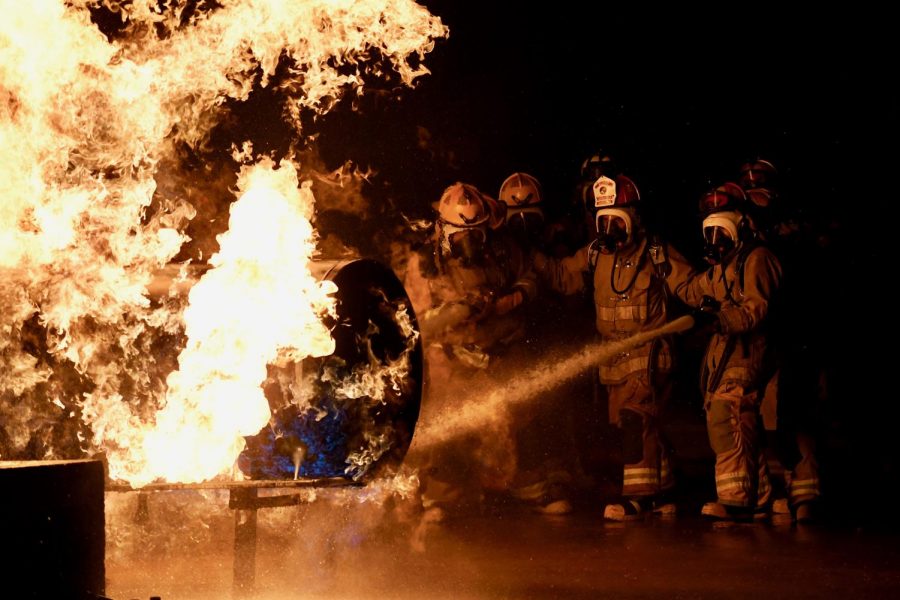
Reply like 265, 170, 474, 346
414, 315, 696, 449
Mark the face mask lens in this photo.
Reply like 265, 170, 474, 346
595, 214, 629, 253
447, 228, 486, 261
703, 226, 735, 263
596, 215, 626, 236
511, 212, 543, 237
704, 226, 735, 244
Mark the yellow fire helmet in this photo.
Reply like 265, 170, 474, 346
435, 182, 504, 229
498, 172, 542, 207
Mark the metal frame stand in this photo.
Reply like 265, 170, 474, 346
108, 478, 362, 597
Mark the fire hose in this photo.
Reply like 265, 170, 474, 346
420, 301, 696, 364
413, 314, 698, 448
592, 314, 696, 365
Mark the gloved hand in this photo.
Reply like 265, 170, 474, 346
493, 289, 525, 315
467, 291, 495, 320
531, 250, 549, 275
691, 295, 722, 331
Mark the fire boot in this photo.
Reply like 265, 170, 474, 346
794, 499, 819, 524
701, 502, 755, 522
651, 491, 677, 517
604, 497, 651, 522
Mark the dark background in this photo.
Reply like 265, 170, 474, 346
318, 3, 894, 242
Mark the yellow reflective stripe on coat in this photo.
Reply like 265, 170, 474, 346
597, 304, 648, 322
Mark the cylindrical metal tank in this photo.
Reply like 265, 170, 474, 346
237, 257, 423, 482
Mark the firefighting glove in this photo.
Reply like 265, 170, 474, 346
531, 250, 549, 276
452, 343, 490, 369
467, 291, 494, 320
493, 289, 525, 316
691, 295, 722, 331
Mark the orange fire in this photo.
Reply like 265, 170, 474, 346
0, 0, 445, 485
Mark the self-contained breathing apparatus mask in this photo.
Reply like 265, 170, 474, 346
702, 211, 742, 265
506, 206, 545, 248
591, 175, 640, 254
595, 208, 633, 254
439, 221, 488, 266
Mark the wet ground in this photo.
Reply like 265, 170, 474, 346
108, 495, 900, 600
347, 512, 900, 600
107, 394, 900, 600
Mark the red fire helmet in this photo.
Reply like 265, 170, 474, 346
699, 182, 748, 216
739, 159, 778, 190
592, 174, 640, 209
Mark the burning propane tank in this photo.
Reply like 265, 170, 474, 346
148, 257, 423, 484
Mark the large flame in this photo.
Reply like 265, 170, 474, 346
0, 0, 445, 485
90, 159, 338, 486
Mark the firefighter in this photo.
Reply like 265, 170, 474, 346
498, 172, 547, 251
577, 150, 620, 215
739, 158, 783, 238
493, 172, 581, 515
674, 182, 782, 521
403, 182, 538, 519
533, 174, 693, 521
739, 158, 821, 522
543, 150, 622, 259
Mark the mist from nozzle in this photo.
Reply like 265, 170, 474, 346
413, 315, 695, 449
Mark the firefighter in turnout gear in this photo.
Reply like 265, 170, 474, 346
740, 158, 822, 522
495, 171, 582, 515
498, 172, 546, 250
544, 150, 622, 259
403, 182, 538, 520
533, 174, 693, 521
577, 150, 621, 216
674, 182, 783, 521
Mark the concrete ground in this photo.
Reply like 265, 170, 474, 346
107, 490, 900, 600
106, 382, 900, 599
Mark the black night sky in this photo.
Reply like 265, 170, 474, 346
317, 4, 894, 240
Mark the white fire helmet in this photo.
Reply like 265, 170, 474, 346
702, 211, 742, 244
